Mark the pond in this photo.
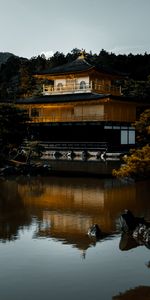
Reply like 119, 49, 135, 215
0, 176, 150, 300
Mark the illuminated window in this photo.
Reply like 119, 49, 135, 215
121, 129, 135, 144
121, 130, 128, 144
129, 130, 135, 144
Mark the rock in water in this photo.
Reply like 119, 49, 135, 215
88, 224, 101, 238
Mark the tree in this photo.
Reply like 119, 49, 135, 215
66, 48, 81, 62
134, 109, 150, 145
49, 51, 67, 67
113, 145, 150, 179
18, 62, 35, 98
113, 109, 150, 179
0, 104, 29, 164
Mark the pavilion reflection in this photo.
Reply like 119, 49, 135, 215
33, 210, 115, 258
17, 177, 149, 255
0, 177, 150, 255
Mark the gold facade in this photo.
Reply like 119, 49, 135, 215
16, 56, 137, 126
17, 98, 136, 124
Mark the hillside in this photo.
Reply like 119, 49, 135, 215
0, 52, 16, 66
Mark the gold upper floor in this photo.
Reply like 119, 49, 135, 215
42, 81, 122, 96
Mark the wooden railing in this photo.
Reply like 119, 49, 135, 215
38, 141, 108, 151
94, 84, 121, 96
43, 83, 92, 95
43, 83, 122, 96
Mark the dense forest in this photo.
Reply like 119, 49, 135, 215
1, 48, 150, 101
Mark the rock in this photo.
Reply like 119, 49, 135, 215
88, 224, 102, 238
119, 209, 145, 232
118, 209, 150, 249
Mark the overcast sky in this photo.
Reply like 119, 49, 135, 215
0, 0, 150, 58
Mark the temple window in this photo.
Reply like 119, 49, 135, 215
121, 129, 135, 144
57, 83, 63, 90
31, 108, 40, 117
80, 81, 86, 89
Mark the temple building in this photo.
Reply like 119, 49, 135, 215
16, 53, 137, 153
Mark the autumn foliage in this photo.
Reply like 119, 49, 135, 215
113, 109, 150, 179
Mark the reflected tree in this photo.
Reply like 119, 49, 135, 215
0, 180, 31, 242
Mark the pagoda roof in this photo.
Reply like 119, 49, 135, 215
35, 57, 127, 78
16, 93, 110, 105
37, 57, 95, 75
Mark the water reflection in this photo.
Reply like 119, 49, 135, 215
1, 177, 150, 300
0, 177, 150, 254
0, 179, 31, 242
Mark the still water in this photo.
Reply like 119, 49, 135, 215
0, 176, 150, 300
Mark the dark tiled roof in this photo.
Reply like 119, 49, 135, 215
38, 58, 94, 75
15, 93, 110, 104
36, 57, 127, 78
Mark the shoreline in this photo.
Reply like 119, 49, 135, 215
0, 159, 121, 178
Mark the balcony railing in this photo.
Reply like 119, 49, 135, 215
43, 83, 92, 95
43, 82, 122, 96
93, 84, 122, 96
30, 114, 107, 123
